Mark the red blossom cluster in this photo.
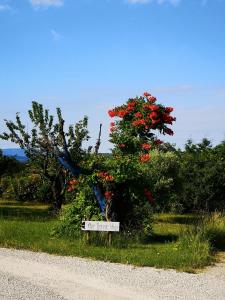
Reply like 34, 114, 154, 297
67, 178, 78, 192
141, 143, 151, 150
144, 188, 155, 204
155, 139, 163, 145
140, 153, 151, 163
132, 119, 145, 126
118, 143, 126, 149
108, 92, 175, 137
164, 128, 174, 136
98, 172, 114, 182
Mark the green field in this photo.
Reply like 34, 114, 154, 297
0, 199, 224, 272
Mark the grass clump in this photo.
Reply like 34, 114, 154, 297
201, 213, 225, 251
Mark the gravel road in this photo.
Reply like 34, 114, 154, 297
0, 248, 225, 300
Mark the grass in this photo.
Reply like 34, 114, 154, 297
0, 199, 224, 272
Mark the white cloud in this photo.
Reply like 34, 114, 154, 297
51, 29, 60, 41
0, 4, 10, 11
30, 0, 64, 7
126, 0, 150, 3
126, 0, 181, 5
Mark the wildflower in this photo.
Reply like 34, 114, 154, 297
143, 92, 151, 97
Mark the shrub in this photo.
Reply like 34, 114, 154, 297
53, 182, 102, 237
10, 174, 52, 203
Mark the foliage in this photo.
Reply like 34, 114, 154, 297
0, 172, 52, 203
0, 102, 90, 210
146, 150, 182, 212
177, 139, 225, 212
53, 181, 102, 237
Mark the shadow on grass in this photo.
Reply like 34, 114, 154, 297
137, 233, 178, 246
156, 215, 200, 225
0, 205, 53, 221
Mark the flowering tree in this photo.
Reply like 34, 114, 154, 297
56, 92, 176, 236
80, 92, 176, 232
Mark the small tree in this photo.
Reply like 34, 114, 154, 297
0, 102, 90, 211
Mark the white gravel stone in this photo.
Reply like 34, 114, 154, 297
0, 247, 224, 300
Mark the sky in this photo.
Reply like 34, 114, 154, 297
0, 0, 225, 152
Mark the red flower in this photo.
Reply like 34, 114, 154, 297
149, 105, 160, 111
152, 119, 160, 125
127, 102, 136, 111
148, 112, 158, 119
141, 143, 151, 150
134, 112, 142, 118
155, 139, 163, 145
144, 188, 155, 204
132, 119, 145, 126
165, 107, 173, 113
164, 128, 174, 136
118, 143, 126, 149
162, 113, 176, 124
67, 178, 78, 192
98, 172, 107, 178
110, 127, 116, 133
148, 96, 157, 103
117, 110, 127, 118
108, 109, 116, 117
105, 175, 114, 182
140, 153, 151, 162
98, 172, 114, 182
143, 92, 151, 97
110, 122, 115, 127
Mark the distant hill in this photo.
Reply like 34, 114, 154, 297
2, 149, 28, 162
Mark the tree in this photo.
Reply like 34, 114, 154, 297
178, 139, 225, 212
0, 102, 90, 211
106, 92, 176, 226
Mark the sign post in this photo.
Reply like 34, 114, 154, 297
81, 221, 120, 245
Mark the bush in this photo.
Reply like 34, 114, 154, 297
53, 183, 102, 237
2, 174, 52, 203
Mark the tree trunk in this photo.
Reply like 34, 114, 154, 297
51, 172, 65, 213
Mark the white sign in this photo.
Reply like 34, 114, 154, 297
82, 221, 120, 232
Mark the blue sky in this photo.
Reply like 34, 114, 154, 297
0, 0, 225, 151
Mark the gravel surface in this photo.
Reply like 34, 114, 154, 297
0, 247, 225, 300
